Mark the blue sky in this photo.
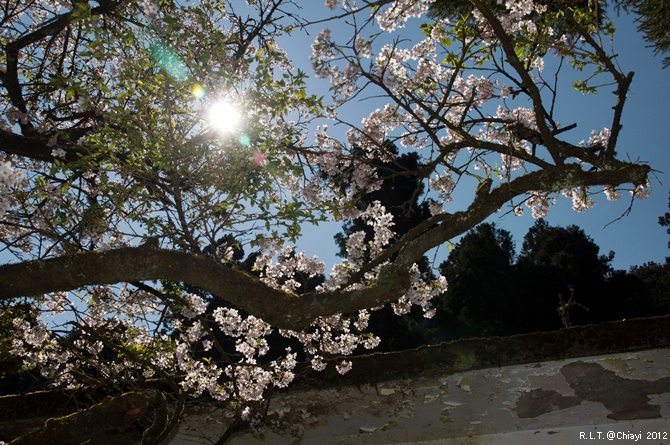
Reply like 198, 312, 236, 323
287, 3, 670, 273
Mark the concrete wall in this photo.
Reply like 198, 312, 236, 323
165, 347, 670, 444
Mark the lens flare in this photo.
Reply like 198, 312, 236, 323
253, 151, 268, 167
191, 83, 206, 99
149, 42, 188, 81
239, 134, 252, 146
208, 100, 242, 133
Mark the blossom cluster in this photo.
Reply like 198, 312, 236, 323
257, 246, 326, 293
429, 170, 457, 206
631, 181, 652, 200
376, 0, 435, 32
11, 317, 76, 388
564, 187, 596, 213
588, 128, 611, 149
181, 293, 208, 319
392, 264, 447, 318
0, 158, 25, 214
280, 311, 380, 375
472, 0, 552, 45
525, 191, 553, 219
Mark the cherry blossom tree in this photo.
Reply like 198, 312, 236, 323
0, 0, 653, 442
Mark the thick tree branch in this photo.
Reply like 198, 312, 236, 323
0, 245, 382, 330
404, 162, 649, 262
7, 390, 162, 445
0, 244, 291, 328
0, 161, 648, 331
0, 128, 86, 164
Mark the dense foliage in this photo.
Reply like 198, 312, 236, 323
0, 0, 654, 442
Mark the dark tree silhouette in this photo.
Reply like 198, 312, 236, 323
436, 223, 519, 337
516, 219, 614, 326
628, 260, 670, 316
659, 191, 670, 248
435, 219, 627, 337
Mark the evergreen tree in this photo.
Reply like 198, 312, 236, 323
616, 0, 670, 67
517, 219, 613, 326
436, 223, 519, 337
436, 219, 621, 337
628, 260, 670, 316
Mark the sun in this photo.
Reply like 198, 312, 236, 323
208, 100, 242, 133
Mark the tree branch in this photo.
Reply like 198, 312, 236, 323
0, 0, 653, 331
8, 391, 152, 445
1, 160, 648, 331
2, 1, 122, 133
0, 128, 85, 164
470, 0, 560, 163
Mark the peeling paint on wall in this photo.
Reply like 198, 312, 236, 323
165, 348, 670, 444
515, 361, 670, 420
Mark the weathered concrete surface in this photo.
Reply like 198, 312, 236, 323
165, 347, 670, 444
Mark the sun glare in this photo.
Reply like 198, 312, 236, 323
208, 100, 242, 133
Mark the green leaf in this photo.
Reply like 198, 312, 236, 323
572, 79, 598, 94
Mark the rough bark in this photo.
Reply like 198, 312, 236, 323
8, 391, 151, 445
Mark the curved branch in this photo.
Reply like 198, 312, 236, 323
331, 160, 651, 284
0, 244, 286, 328
0, 163, 651, 331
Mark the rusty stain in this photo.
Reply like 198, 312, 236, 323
514, 361, 670, 420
